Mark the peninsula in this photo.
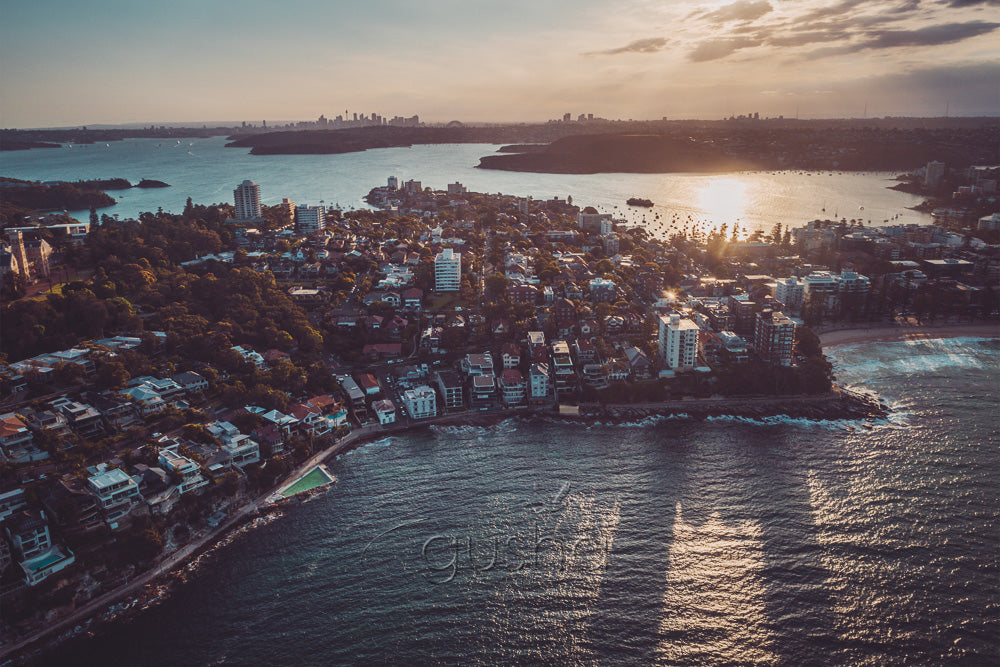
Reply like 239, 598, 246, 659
0, 171, 997, 661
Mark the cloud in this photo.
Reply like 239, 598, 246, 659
766, 30, 849, 47
804, 20, 999, 58
704, 0, 774, 23
688, 37, 762, 61
941, 0, 1000, 6
586, 37, 669, 56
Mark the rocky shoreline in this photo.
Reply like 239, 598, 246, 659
2, 388, 888, 663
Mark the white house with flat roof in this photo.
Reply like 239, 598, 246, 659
402, 385, 437, 419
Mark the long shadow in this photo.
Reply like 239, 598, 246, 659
736, 428, 842, 666
580, 423, 692, 662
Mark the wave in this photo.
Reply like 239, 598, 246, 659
429, 419, 519, 438
704, 413, 906, 432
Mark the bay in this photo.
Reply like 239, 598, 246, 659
1, 137, 931, 235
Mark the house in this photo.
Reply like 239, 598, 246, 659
362, 343, 403, 360
173, 371, 209, 394
288, 402, 324, 435
528, 331, 547, 360
462, 352, 494, 376
357, 373, 381, 396
501, 343, 521, 370
4, 509, 75, 586
470, 374, 496, 410
87, 464, 141, 529
121, 385, 167, 416
579, 318, 599, 336
435, 371, 465, 410
372, 399, 397, 425
551, 341, 576, 389
383, 314, 409, 339
573, 339, 597, 364
528, 363, 551, 403
0, 488, 27, 521
0, 412, 45, 462
421, 327, 443, 352
41, 478, 102, 535
231, 345, 267, 369
589, 277, 617, 303
253, 425, 285, 457
624, 346, 652, 379
583, 363, 609, 389
499, 369, 526, 406
554, 298, 576, 322
133, 464, 181, 516
402, 287, 423, 310
401, 385, 437, 419
507, 282, 538, 304
158, 445, 210, 493
339, 376, 367, 418
306, 394, 348, 426
127, 376, 184, 399
50, 398, 105, 437
91, 393, 141, 431
220, 434, 260, 467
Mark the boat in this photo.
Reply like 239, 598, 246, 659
627, 197, 654, 207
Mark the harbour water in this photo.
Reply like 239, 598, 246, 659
34, 337, 1000, 665
1, 137, 932, 235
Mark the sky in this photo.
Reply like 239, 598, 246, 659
1, 0, 998, 128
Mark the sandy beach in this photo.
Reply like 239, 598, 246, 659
820, 322, 1000, 347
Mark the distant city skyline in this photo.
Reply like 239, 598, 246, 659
1, 0, 998, 129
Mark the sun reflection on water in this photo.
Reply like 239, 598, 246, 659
656, 502, 776, 664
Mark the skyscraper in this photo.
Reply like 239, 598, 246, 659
233, 180, 262, 220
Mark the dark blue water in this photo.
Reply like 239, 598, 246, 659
35, 338, 1000, 665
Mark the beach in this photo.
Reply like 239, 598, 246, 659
820, 322, 1000, 347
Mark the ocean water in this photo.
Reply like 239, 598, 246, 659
0, 137, 931, 235
34, 338, 1000, 666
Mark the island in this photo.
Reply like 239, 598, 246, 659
0, 177, 170, 220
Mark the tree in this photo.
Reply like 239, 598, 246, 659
484, 274, 509, 301
794, 326, 823, 358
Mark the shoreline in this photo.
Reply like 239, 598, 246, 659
0, 381, 909, 661
819, 322, 999, 348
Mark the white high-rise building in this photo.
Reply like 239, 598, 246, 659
295, 205, 325, 235
775, 277, 805, 314
658, 314, 700, 370
233, 180, 262, 220
434, 248, 461, 291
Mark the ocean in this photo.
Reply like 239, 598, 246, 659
33, 337, 1000, 666
0, 137, 932, 235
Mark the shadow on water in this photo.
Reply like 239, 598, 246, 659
737, 428, 841, 666
581, 424, 691, 662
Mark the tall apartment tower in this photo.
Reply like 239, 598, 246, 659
294, 205, 326, 235
754, 309, 795, 367
434, 248, 461, 291
658, 314, 700, 370
924, 161, 945, 188
233, 180, 262, 220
